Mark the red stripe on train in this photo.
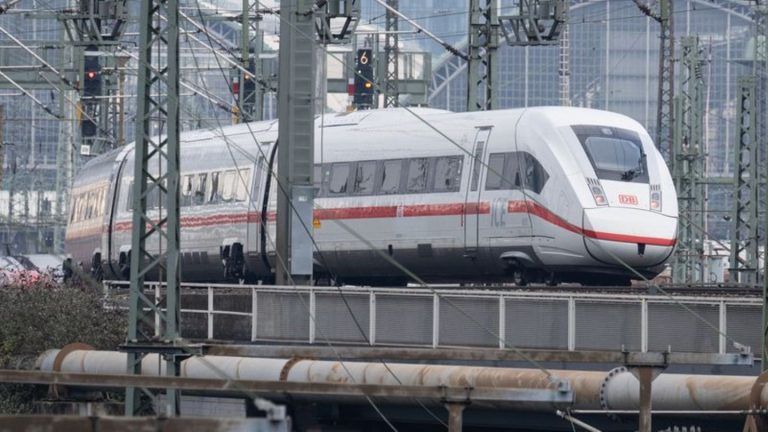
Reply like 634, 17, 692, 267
104, 200, 674, 247
506, 200, 676, 247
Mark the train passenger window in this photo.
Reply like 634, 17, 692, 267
69, 196, 77, 223
221, 170, 237, 202
328, 163, 350, 195
234, 168, 250, 202
193, 174, 207, 205
147, 185, 160, 209
485, 153, 506, 190
70, 195, 79, 222
406, 158, 429, 193
97, 190, 104, 217
521, 153, 549, 194
352, 161, 377, 195
208, 172, 220, 203
504, 153, 523, 189
378, 160, 402, 194
84, 192, 92, 220
181, 175, 193, 207
433, 156, 462, 192
126, 182, 134, 211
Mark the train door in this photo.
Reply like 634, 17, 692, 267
463, 126, 492, 256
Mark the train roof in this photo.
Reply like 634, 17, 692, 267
73, 106, 648, 182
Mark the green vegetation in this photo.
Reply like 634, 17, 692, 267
0, 281, 126, 413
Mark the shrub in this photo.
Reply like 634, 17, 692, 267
0, 281, 126, 414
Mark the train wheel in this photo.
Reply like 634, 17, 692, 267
544, 272, 559, 286
512, 269, 528, 286
119, 252, 130, 280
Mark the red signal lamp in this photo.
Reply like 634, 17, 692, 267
85, 70, 97, 80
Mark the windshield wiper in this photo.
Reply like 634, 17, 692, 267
621, 169, 638, 181
621, 153, 646, 181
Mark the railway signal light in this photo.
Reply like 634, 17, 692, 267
83, 55, 101, 98
353, 49, 374, 109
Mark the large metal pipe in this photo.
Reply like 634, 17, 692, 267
36, 348, 767, 412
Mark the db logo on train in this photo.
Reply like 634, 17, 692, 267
618, 194, 639, 205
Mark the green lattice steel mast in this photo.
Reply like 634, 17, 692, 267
466, 0, 498, 111
383, 0, 399, 108
634, 0, 674, 154
275, 0, 316, 286
125, 0, 182, 416
240, 0, 263, 122
730, 77, 760, 286
752, 0, 768, 371
671, 36, 706, 284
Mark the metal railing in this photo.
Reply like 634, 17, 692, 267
103, 281, 760, 355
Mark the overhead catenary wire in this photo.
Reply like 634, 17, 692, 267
372, 0, 468, 60
256, 0, 750, 368
177, 5, 405, 429
175, 0, 747, 388
18, 0, 752, 362
10, 1, 751, 426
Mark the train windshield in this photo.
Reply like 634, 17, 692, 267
571, 125, 649, 183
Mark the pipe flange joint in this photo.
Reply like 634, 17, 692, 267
599, 366, 626, 422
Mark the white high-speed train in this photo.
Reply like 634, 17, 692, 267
65, 107, 678, 286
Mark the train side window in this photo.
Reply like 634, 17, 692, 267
352, 161, 377, 195
507, 153, 523, 189
70, 195, 79, 222
378, 159, 402, 194
433, 156, 462, 192
96, 189, 104, 217
521, 152, 549, 194
69, 196, 77, 223
235, 168, 250, 202
485, 153, 506, 190
147, 185, 160, 209
83, 192, 92, 220
328, 163, 351, 195
221, 170, 236, 202
181, 175, 193, 207
406, 158, 429, 193
208, 172, 221, 203
193, 174, 207, 205
126, 182, 134, 211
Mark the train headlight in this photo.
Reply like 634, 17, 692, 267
650, 185, 662, 212
586, 178, 608, 206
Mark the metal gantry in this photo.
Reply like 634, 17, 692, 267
671, 36, 707, 284
125, 0, 182, 416
730, 77, 760, 286
466, 0, 499, 111
383, 0, 399, 108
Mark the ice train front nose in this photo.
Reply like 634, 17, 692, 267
582, 207, 676, 274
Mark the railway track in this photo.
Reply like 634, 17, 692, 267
436, 283, 762, 297
126, 281, 762, 298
